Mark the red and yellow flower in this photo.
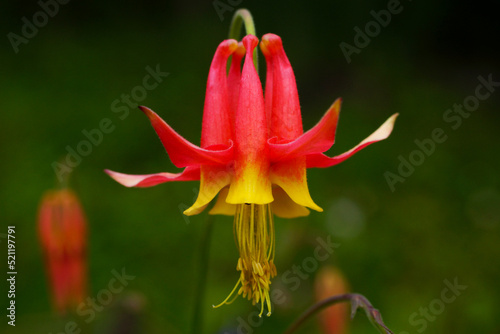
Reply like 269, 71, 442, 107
38, 188, 87, 315
106, 34, 397, 316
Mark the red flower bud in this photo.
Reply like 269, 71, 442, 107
315, 266, 350, 334
38, 189, 87, 315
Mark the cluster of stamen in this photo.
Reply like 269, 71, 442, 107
213, 203, 276, 317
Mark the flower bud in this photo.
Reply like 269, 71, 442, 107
315, 266, 350, 334
38, 188, 87, 315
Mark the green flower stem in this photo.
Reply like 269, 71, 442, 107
190, 214, 215, 334
228, 8, 258, 71
283, 293, 394, 334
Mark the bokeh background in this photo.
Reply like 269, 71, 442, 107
1, 0, 499, 333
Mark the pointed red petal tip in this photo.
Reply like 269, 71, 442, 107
138, 105, 154, 118
242, 34, 259, 55
268, 98, 342, 161
138, 105, 166, 124
260, 33, 282, 56
137, 105, 233, 167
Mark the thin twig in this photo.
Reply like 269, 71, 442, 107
283, 293, 394, 334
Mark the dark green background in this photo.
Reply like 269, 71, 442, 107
1, 0, 499, 333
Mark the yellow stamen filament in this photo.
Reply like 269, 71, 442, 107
213, 203, 277, 317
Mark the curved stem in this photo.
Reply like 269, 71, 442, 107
283, 293, 394, 334
190, 214, 215, 334
228, 8, 258, 71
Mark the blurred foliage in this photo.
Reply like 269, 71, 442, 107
0, 0, 499, 333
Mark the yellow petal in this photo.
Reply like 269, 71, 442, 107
226, 161, 273, 205
209, 187, 236, 215
270, 157, 323, 212
271, 187, 310, 218
184, 165, 231, 216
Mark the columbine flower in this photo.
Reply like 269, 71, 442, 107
106, 34, 397, 316
38, 188, 87, 315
